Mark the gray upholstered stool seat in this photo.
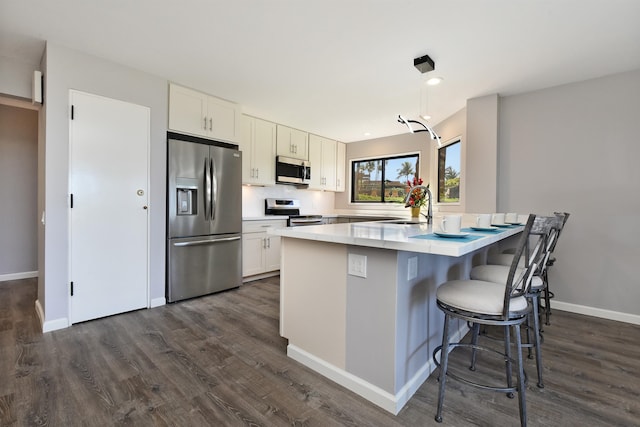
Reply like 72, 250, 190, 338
437, 279, 528, 315
471, 265, 544, 290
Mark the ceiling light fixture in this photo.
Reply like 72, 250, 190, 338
398, 115, 442, 147
426, 77, 443, 86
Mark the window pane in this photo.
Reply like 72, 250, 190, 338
437, 141, 461, 203
352, 160, 383, 202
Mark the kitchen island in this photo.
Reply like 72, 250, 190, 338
270, 217, 523, 414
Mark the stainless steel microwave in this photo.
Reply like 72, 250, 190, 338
276, 156, 310, 186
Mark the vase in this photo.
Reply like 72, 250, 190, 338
411, 207, 420, 218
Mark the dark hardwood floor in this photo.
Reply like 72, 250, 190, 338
1, 277, 639, 426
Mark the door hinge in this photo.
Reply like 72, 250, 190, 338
70, 281, 74, 296
71, 105, 75, 120
70, 193, 74, 208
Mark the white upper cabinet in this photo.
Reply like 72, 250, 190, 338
336, 141, 346, 192
168, 83, 241, 143
240, 115, 276, 186
276, 124, 308, 160
308, 134, 337, 191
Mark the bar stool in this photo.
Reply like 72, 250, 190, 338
541, 212, 570, 324
469, 216, 557, 389
433, 214, 543, 426
489, 213, 569, 325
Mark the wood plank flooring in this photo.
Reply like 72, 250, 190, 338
1, 277, 639, 426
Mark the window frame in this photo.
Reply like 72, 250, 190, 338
350, 152, 422, 205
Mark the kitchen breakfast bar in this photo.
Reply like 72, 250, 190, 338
270, 217, 523, 414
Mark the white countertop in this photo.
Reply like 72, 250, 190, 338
270, 219, 523, 257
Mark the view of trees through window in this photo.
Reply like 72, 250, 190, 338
351, 154, 420, 203
437, 140, 461, 203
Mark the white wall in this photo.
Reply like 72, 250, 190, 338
0, 55, 38, 100
40, 43, 168, 327
242, 184, 335, 217
0, 104, 38, 277
499, 69, 640, 318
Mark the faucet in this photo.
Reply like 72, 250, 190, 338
404, 185, 433, 224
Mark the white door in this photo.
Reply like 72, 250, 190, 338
69, 90, 149, 324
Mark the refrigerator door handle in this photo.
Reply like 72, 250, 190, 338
210, 157, 218, 221
173, 236, 241, 247
204, 157, 211, 220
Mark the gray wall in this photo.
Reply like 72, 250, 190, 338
40, 43, 168, 325
0, 55, 37, 100
0, 104, 38, 275
499, 69, 640, 317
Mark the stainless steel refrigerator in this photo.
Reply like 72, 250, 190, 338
167, 133, 242, 303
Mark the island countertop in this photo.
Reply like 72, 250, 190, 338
269, 218, 523, 257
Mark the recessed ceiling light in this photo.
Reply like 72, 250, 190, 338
426, 77, 443, 86
364, 132, 371, 137
420, 114, 431, 120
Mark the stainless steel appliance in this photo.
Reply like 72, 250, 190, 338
275, 156, 310, 186
167, 132, 242, 302
264, 198, 323, 227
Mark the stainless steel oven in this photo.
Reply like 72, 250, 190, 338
264, 198, 323, 227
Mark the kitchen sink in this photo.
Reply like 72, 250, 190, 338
386, 220, 423, 225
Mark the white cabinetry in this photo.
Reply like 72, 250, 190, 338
168, 83, 241, 143
276, 125, 308, 160
308, 134, 337, 191
336, 141, 346, 192
240, 115, 276, 186
242, 219, 287, 280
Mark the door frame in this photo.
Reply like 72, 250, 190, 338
67, 89, 151, 323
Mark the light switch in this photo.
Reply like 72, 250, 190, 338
408, 256, 418, 280
348, 253, 367, 278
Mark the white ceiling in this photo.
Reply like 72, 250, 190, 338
2, 0, 640, 142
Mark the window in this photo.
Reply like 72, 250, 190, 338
437, 140, 461, 203
351, 154, 420, 203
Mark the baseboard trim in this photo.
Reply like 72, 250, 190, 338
287, 322, 469, 415
553, 300, 640, 325
150, 297, 166, 308
0, 271, 38, 282
35, 299, 69, 332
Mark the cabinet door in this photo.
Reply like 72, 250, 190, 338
308, 134, 323, 189
252, 118, 276, 185
322, 138, 337, 190
276, 125, 308, 160
264, 235, 281, 272
336, 141, 346, 192
290, 127, 308, 160
242, 233, 265, 277
240, 116, 254, 184
206, 96, 240, 143
168, 84, 207, 137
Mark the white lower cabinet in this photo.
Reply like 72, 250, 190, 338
242, 219, 287, 280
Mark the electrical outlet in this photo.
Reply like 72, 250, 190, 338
408, 256, 418, 280
348, 253, 367, 278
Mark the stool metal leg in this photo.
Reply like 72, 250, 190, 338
435, 313, 451, 423
469, 322, 480, 371
513, 323, 528, 427
504, 324, 514, 397
543, 269, 552, 325
531, 292, 544, 388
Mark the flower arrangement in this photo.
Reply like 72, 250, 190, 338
406, 177, 428, 208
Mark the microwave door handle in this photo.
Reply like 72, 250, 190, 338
204, 157, 211, 220
213, 158, 218, 220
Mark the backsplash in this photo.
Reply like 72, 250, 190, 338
242, 185, 336, 217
